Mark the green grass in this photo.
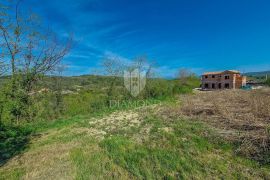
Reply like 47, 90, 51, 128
100, 136, 187, 179
0, 168, 25, 180
1, 104, 270, 179
98, 117, 269, 179
70, 140, 131, 180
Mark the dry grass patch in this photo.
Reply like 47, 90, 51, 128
0, 127, 86, 180
88, 111, 141, 132
159, 89, 270, 164
0, 142, 77, 180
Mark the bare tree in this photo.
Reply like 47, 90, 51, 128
102, 55, 125, 77
0, 61, 8, 76
178, 68, 193, 85
0, 0, 72, 93
101, 54, 156, 99
0, 0, 18, 75
0, 0, 72, 123
130, 56, 155, 98
133, 56, 155, 79
101, 54, 126, 101
51, 64, 67, 115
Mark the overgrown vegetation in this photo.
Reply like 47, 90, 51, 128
1, 103, 269, 179
266, 78, 270, 86
0, 49, 199, 164
0, 125, 31, 165
177, 89, 270, 164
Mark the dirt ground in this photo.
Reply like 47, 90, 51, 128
158, 88, 270, 164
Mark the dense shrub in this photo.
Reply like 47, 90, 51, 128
0, 79, 32, 124
0, 124, 32, 164
144, 79, 173, 98
63, 90, 107, 116
266, 78, 270, 86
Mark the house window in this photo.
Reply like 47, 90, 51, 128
225, 75, 230, 80
218, 83, 222, 89
212, 83, 215, 89
204, 83, 209, 88
212, 75, 215, 78
205, 75, 208, 79
225, 83, 230, 89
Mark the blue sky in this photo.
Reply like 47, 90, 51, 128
23, 0, 270, 77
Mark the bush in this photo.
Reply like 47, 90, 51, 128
173, 76, 200, 94
266, 78, 270, 86
63, 90, 107, 117
0, 79, 32, 124
144, 79, 173, 98
0, 124, 32, 164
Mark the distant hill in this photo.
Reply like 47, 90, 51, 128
243, 71, 270, 77
0, 75, 122, 90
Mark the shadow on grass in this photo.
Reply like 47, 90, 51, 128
0, 124, 32, 166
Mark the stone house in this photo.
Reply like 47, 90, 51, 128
201, 70, 246, 90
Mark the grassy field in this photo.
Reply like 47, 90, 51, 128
1, 1, 270, 179
1, 92, 270, 179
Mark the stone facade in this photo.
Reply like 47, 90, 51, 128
201, 70, 246, 90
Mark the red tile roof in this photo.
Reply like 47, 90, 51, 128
203, 70, 240, 75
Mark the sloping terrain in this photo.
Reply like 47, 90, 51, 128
0, 98, 270, 179
176, 89, 270, 164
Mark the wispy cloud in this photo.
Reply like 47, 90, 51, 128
22, 0, 270, 76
